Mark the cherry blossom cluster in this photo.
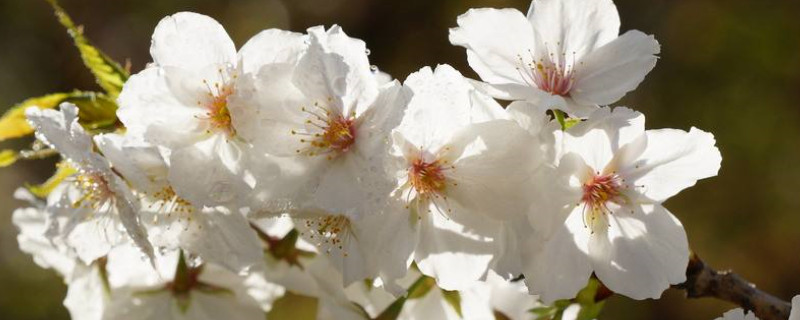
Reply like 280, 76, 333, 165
13, 0, 797, 319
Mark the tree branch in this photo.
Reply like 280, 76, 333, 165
673, 253, 791, 320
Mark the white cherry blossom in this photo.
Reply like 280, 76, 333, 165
25, 103, 154, 263
450, 0, 660, 116
12, 188, 110, 320
117, 12, 305, 208
234, 25, 412, 285
523, 107, 721, 302
94, 133, 264, 273
101, 244, 281, 320
383, 64, 538, 291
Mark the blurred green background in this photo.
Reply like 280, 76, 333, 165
0, 0, 798, 319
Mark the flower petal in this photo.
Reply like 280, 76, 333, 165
445, 120, 539, 221
237, 29, 307, 74
117, 67, 204, 148
414, 201, 502, 291
400, 65, 504, 150
521, 206, 592, 303
571, 30, 660, 106
150, 12, 236, 70
526, 0, 620, 60
558, 107, 644, 171
621, 127, 721, 202
167, 136, 252, 208
589, 204, 689, 300
450, 8, 536, 85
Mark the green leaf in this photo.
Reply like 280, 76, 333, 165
0, 150, 18, 167
440, 289, 462, 317
0, 91, 119, 143
27, 162, 77, 198
46, 0, 129, 98
68, 91, 119, 131
0, 92, 70, 142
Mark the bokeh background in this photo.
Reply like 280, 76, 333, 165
0, 0, 798, 319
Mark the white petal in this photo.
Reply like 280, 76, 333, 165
117, 67, 204, 147
167, 137, 252, 208
64, 264, 107, 320
445, 120, 539, 221
238, 29, 307, 74
307, 25, 379, 114
26, 103, 108, 170
589, 204, 689, 300
150, 12, 236, 70
505, 100, 549, 136
414, 202, 502, 291
230, 63, 307, 156
292, 30, 350, 107
398, 287, 461, 320
527, 0, 620, 60
94, 133, 169, 194
175, 207, 265, 273
559, 107, 644, 171
620, 127, 721, 203
789, 295, 800, 320
449, 8, 536, 85
400, 65, 504, 149
102, 290, 173, 320
522, 206, 592, 303
571, 30, 660, 106
12, 206, 76, 277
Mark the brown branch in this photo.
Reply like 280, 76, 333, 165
673, 253, 792, 320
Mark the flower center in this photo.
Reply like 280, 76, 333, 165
517, 49, 576, 96
147, 186, 195, 225
72, 171, 114, 210
292, 101, 357, 159
580, 173, 628, 230
303, 214, 353, 256
399, 149, 457, 216
409, 157, 447, 197
199, 68, 237, 137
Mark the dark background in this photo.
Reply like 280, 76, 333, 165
0, 0, 798, 319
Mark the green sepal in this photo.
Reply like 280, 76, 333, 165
553, 109, 568, 130
440, 289, 463, 317
374, 275, 436, 320
573, 278, 607, 320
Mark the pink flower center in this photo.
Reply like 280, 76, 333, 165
199, 68, 237, 137
409, 157, 448, 197
292, 101, 358, 159
517, 50, 577, 96
581, 173, 628, 230
72, 171, 114, 210
303, 214, 353, 256
400, 149, 457, 216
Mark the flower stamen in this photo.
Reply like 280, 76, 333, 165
580, 172, 629, 232
291, 100, 357, 159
